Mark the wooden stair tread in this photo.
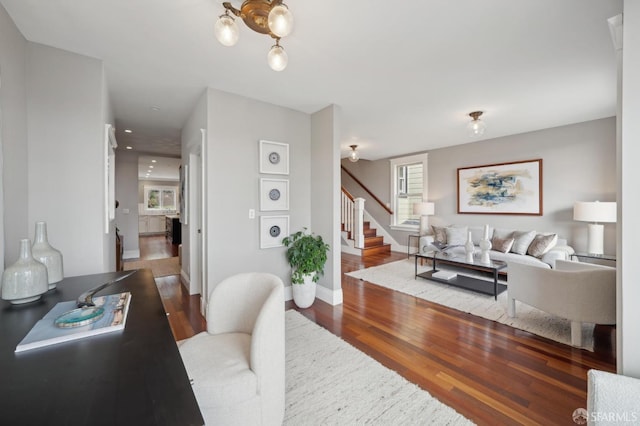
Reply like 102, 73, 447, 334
361, 243, 391, 256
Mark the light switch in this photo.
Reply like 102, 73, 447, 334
123, 208, 130, 214
249, 209, 255, 219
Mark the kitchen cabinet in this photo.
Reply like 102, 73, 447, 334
139, 215, 166, 235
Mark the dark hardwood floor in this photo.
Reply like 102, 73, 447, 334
127, 236, 204, 341
143, 235, 616, 425
137, 234, 179, 260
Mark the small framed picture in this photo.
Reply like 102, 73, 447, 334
259, 140, 289, 175
260, 178, 289, 211
260, 215, 289, 249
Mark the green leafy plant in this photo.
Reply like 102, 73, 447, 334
282, 228, 330, 284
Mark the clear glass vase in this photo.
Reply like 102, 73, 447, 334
32, 221, 64, 289
1, 239, 49, 304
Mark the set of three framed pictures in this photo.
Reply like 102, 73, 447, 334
259, 140, 289, 249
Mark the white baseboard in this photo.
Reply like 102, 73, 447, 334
284, 285, 293, 302
180, 269, 192, 294
123, 249, 140, 259
285, 284, 342, 306
315, 284, 343, 306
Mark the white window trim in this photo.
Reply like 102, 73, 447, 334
143, 185, 179, 213
389, 153, 428, 231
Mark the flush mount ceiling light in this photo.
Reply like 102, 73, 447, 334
214, 0, 293, 71
348, 145, 359, 162
467, 111, 486, 137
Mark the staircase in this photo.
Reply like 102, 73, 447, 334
360, 221, 391, 256
341, 187, 391, 257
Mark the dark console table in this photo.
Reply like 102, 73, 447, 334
0, 269, 203, 426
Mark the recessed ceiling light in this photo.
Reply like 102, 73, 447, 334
124, 129, 132, 133
149, 165, 154, 169
126, 146, 133, 150
151, 160, 157, 163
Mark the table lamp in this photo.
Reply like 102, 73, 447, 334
573, 201, 616, 255
413, 202, 435, 236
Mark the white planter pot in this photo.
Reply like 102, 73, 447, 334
292, 273, 317, 309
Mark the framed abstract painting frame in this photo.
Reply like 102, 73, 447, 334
457, 159, 543, 216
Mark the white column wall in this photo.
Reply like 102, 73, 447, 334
311, 105, 343, 305
620, 0, 640, 377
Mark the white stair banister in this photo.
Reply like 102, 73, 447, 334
353, 197, 365, 249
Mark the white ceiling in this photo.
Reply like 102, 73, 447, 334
0, 0, 623, 161
138, 155, 181, 181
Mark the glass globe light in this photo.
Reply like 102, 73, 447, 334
214, 13, 239, 47
467, 111, 486, 137
268, 4, 293, 38
349, 145, 359, 162
268, 43, 288, 71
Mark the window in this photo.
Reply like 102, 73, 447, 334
389, 153, 428, 230
144, 186, 178, 211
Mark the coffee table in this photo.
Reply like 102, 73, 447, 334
414, 251, 507, 300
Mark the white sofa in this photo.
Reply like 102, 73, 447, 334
178, 272, 285, 426
418, 225, 574, 269
507, 260, 616, 347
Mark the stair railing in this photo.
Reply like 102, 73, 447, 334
341, 187, 365, 248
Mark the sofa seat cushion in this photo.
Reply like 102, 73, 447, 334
446, 246, 551, 268
489, 249, 551, 268
179, 331, 257, 408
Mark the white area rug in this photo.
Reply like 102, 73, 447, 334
346, 259, 595, 351
285, 310, 472, 425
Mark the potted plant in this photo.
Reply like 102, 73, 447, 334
282, 228, 330, 308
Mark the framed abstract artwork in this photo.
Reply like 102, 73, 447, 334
457, 159, 543, 215
260, 215, 289, 249
260, 178, 289, 211
259, 140, 289, 175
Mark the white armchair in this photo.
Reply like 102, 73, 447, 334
507, 260, 615, 347
588, 370, 640, 425
179, 273, 285, 426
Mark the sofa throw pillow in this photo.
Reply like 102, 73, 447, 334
492, 237, 515, 253
445, 226, 468, 246
510, 230, 537, 255
432, 226, 448, 244
469, 226, 493, 245
492, 228, 514, 240
527, 233, 558, 258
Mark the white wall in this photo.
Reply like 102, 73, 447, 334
180, 90, 208, 292
115, 150, 141, 258
205, 88, 311, 293
0, 3, 28, 266
620, 0, 640, 377
26, 43, 110, 276
311, 105, 342, 304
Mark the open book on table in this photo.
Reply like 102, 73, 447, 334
15, 292, 131, 353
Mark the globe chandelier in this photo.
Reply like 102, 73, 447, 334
214, 0, 294, 71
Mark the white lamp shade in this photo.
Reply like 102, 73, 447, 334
573, 201, 617, 223
413, 202, 435, 216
